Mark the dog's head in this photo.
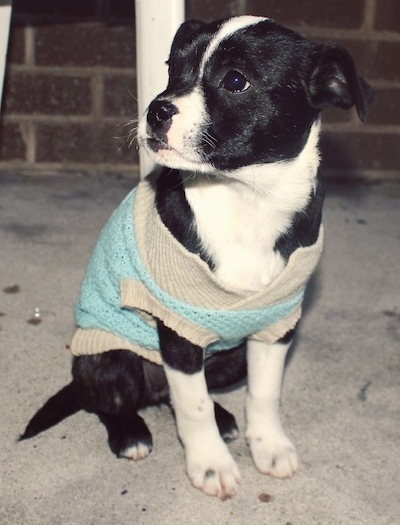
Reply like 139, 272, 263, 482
138, 16, 373, 174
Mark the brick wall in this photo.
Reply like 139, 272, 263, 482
0, 0, 399, 180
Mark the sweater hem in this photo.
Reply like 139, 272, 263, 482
70, 328, 163, 365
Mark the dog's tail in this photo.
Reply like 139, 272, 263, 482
19, 382, 80, 441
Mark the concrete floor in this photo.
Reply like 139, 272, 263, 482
0, 172, 399, 525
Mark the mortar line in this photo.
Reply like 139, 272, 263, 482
363, 0, 377, 32
24, 26, 35, 66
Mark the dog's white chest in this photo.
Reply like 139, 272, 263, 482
184, 178, 288, 293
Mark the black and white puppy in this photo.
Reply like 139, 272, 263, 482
21, 16, 373, 499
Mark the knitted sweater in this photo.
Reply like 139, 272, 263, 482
71, 180, 324, 365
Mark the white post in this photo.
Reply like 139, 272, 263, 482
135, 0, 184, 178
0, 2, 12, 112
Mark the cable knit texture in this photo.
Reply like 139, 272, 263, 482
71, 179, 324, 365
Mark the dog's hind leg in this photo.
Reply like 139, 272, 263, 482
72, 351, 155, 461
205, 346, 247, 442
98, 412, 153, 460
214, 402, 239, 442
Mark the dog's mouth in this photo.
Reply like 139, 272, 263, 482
143, 134, 214, 173
146, 136, 172, 152
145, 134, 197, 163
144, 135, 191, 167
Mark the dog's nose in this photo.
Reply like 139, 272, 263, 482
147, 100, 178, 131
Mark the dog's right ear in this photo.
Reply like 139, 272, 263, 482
309, 43, 374, 122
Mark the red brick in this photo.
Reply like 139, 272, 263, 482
36, 122, 95, 163
107, 1, 135, 21
320, 132, 400, 171
35, 122, 138, 164
367, 88, 400, 126
0, 120, 26, 161
7, 26, 25, 65
246, 0, 365, 29
186, 0, 241, 21
375, 0, 400, 33
2, 72, 92, 116
12, 0, 98, 20
103, 73, 137, 118
322, 107, 354, 125
102, 123, 139, 164
372, 41, 400, 82
35, 23, 136, 68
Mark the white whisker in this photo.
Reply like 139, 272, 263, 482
201, 130, 218, 150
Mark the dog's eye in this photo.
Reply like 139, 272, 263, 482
221, 70, 250, 93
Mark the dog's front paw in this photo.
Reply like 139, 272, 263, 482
186, 441, 242, 498
246, 429, 298, 478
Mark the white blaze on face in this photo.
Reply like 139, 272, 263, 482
161, 88, 208, 169
198, 16, 268, 77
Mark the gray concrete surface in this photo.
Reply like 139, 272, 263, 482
0, 172, 399, 525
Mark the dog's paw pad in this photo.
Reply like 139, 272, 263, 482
247, 434, 299, 478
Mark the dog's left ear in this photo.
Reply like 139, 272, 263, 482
309, 43, 374, 122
